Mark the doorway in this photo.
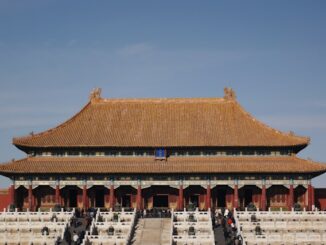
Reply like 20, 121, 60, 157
95, 189, 105, 207
244, 189, 253, 207
153, 195, 169, 208
121, 195, 131, 207
217, 189, 227, 207
69, 189, 77, 207
189, 195, 199, 207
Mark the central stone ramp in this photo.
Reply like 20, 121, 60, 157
133, 218, 171, 245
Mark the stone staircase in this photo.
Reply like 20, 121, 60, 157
213, 225, 226, 245
132, 218, 171, 245
62, 217, 89, 244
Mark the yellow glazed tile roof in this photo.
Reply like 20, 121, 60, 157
12, 95, 309, 148
0, 156, 325, 174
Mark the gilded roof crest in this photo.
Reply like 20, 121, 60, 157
224, 87, 236, 100
89, 88, 102, 101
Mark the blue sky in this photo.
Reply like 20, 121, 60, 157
0, 0, 325, 187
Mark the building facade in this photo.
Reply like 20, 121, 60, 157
0, 88, 325, 211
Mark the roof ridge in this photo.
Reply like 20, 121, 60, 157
98, 97, 227, 103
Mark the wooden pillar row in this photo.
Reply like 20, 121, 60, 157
178, 185, 184, 210
312, 186, 315, 209
136, 184, 142, 210
55, 184, 60, 204
233, 184, 238, 209
109, 184, 115, 208
82, 185, 88, 210
206, 184, 211, 210
28, 184, 33, 211
261, 184, 266, 211
288, 184, 294, 209
307, 184, 313, 211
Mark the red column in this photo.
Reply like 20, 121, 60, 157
55, 184, 60, 204
109, 184, 115, 209
288, 184, 294, 209
206, 185, 211, 210
312, 186, 315, 210
28, 184, 33, 211
83, 185, 88, 210
233, 185, 238, 209
307, 184, 313, 211
261, 185, 266, 211
136, 184, 142, 210
178, 185, 184, 210
9, 184, 15, 206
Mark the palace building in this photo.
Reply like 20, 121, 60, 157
0, 88, 325, 211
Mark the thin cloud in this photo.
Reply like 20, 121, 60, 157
67, 39, 77, 47
0, 116, 59, 130
307, 100, 326, 108
259, 115, 326, 130
0, 105, 75, 114
117, 43, 154, 56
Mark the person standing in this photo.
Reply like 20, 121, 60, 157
73, 231, 79, 245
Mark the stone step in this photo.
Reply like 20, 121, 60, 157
132, 218, 171, 245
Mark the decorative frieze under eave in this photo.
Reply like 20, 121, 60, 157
13, 179, 312, 190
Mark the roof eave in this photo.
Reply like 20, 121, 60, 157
12, 143, 309, 151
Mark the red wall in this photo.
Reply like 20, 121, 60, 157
0, 188, 11, 211
315, 188, 326, 210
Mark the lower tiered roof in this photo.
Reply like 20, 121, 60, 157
0, 156, 325, 176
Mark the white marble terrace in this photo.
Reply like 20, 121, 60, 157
0, 208, 74, 245
82, 208, 137, 245
235, 208, 326, 245
171, 208, 215, 245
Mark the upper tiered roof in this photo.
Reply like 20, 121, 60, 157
13, 88, 309, 149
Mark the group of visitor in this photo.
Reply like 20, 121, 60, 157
213, 208, 242, 245
54, 207, 96, 245
139, 208, 172, 218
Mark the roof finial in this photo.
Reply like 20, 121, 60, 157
224, 87, 236, 100
89, 88, 102, 102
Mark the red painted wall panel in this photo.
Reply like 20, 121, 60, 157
0, 189, 11, 211
315, 188, 326, 210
